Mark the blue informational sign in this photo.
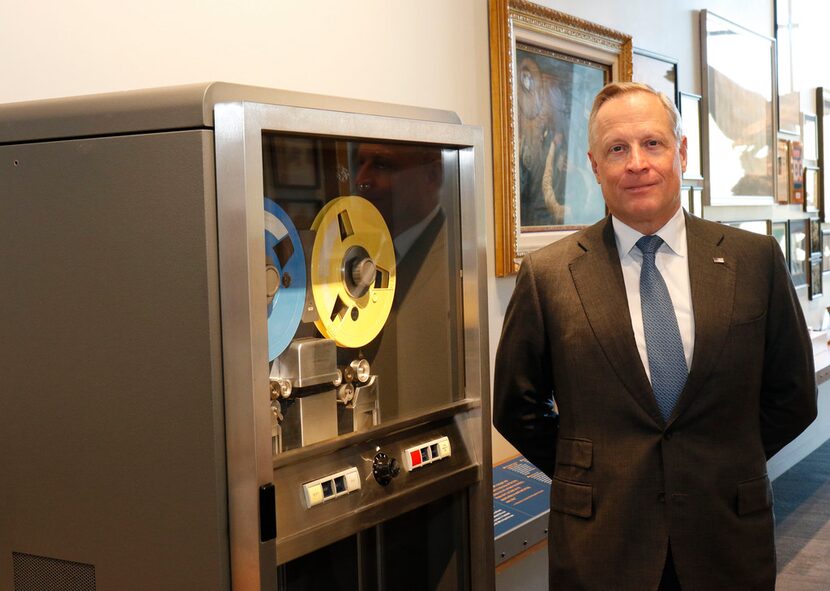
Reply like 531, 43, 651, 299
492, 456, 551, 538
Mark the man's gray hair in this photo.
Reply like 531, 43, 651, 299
588, 82, 683, 150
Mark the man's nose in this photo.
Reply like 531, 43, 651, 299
626, 146, 648, 172
355, 161, 373, 189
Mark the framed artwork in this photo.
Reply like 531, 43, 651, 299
777, 138, 791, 203
680, 92, 703, 181
803, 113, 819, 164
810, 217, 822, 257
632, 48, 678, 106
789, 218, 809, 286
700, 10, 776, 206
791, 140, 804, 204
725, 220, 770, 235
810, 258, 823, 300
489, 0, 632, 276
771, 220, 789, 263
817, 87, 830, 223
805, 166, 820, 213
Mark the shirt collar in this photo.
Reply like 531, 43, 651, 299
612, 206, 687, 259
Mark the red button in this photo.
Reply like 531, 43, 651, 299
410, 450, 422, 466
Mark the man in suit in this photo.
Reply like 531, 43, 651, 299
493, 82, 817, 590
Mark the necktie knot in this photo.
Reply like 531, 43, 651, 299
636, 235, 664, 256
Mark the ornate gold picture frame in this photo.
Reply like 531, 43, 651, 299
489, 0, 632, 276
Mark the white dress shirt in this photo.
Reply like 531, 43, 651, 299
612, 207, 695, 382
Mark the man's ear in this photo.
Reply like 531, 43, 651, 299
679, 136, 688, 173
587, 152, 600, 182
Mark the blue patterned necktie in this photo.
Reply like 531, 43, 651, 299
636, 235, 688, 422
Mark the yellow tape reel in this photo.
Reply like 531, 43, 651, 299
310, 196, 396, 348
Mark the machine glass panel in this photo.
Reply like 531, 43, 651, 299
262, 133, 464, 453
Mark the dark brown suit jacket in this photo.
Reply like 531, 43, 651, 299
493, 213, 817, 590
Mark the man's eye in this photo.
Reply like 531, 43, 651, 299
609, 145, 624, 154
646, 139, 660, 148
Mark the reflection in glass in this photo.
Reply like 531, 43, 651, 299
262, 134, 463, 451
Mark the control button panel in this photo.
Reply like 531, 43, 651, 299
303, 467, 361, 508
402, 436, 452, 471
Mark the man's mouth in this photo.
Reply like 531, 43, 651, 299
623, 182, 658, 192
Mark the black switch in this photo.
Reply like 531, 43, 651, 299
259, 484, 277, 542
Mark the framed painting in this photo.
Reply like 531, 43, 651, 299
817, 88, 830, 223
789, 218, 809, 286
805, 166, 820, 213
632, 48, 678, 106
810, 258, 823, 300
791, 140, 804, 204
489, 0, 632, 275
700, 10, 776, 206
771, 220, 789, 263
777, 138, 791, 203
810, 217, 822, 257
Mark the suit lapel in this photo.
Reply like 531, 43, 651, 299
569, 218, 663, 423
667, 213, 736, 425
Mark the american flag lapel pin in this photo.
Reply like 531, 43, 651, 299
713, 257, 725, 264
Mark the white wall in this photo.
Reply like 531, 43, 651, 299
4, 0, 800, 464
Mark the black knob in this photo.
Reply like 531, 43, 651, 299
372, 452, 400, 486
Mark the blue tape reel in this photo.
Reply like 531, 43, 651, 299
264, 199, 307, 361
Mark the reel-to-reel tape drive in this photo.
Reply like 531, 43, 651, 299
266, 192, 398, 452
262, 133, 466, 459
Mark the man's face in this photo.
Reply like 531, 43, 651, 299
587, 92, 687, 234
354, 143, 441, 237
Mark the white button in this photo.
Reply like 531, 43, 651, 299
345, 468, 361, 491
438, 437, 451, 458
304, 483, 324, 507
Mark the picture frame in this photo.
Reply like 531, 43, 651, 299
803, 113, 819, 164
680, 92, 703, 181
817, 87, 830, 223
771, 220, 789, 263
777, 138, 791, 204
810, 258, 823, 300
810, 217, 822, 257
789, 218, 809, 286
700, 10, 776, 206
791, 140, 804, 204
804, 166, 820, 213
489, 0, 632, 276
632, 48, 679, 107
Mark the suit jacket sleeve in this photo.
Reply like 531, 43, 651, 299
493, 254, 559, 476
760, 235, 818, 458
